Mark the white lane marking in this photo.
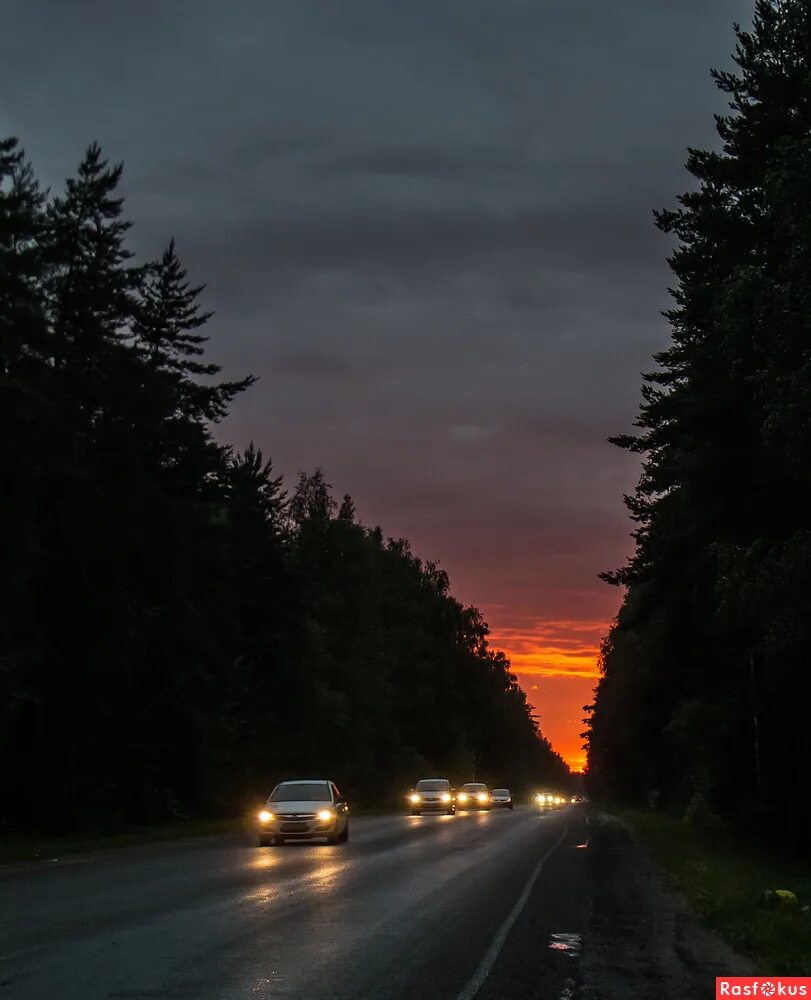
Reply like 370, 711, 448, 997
455, 823, 569, 1000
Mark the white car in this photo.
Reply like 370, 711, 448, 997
491, 788, 514, 810
256, 779, 350, 846
408, 778, 455, 815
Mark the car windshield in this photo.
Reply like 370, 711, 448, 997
493, 789, 509, 795
269, 782, 331, 802
416, 780, 449, 791
462, 783, 485, 792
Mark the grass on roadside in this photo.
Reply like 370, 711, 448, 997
0, 818, 243, 865
618, 809, 811, 975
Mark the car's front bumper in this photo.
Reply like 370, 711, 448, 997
259, 815, 340, 838
410, 799, 453, 811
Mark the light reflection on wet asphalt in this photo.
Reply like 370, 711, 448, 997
1, 807, 580, 1000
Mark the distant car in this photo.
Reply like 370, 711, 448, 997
256, 779, 350, 846
491, 788, 513, 809
408, 778, 455, 815
456, 783, 491, 810
533, 791, 563, 810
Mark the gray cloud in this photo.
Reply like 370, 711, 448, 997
1, 0, 753, 636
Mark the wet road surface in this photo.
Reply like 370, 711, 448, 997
0, 806, 750, 999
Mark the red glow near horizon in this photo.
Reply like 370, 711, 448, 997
488, 618, 603, 772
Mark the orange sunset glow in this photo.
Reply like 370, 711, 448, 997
489, 619, 604, 772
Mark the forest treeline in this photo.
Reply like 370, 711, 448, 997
0, 137, 568, 833
586, 1, 811, 844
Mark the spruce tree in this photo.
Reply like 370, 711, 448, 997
0, 138, 50, 824
590, 1, 811, 838
337, 494, 356, 522
134, 238, 254, 424
0, 137, 47, 377
44, 143, 140, 436
130, 239, 253, 492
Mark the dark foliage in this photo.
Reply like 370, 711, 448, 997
585, 1, 811, 845
1, 139, 567, 833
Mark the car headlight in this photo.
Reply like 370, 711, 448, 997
409, 793, 421, 804
458, 793, 468, 803
477, 793, 488, 803
317, 809, 334, 822
258, 810, 273, 823
535, 793, 544, 803
546, 795, 554, 802
441, 793, 452, 803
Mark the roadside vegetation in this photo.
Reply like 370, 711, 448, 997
619, 809, 811, 975
0, 137, 569, 841
585, 0, 811, 849
0, 820, 242, 865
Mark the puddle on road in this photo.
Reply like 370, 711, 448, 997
548, 932, 582, 957
548, 934, 582, 1000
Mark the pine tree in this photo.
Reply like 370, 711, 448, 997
337, 494, 356, 522
0, 138, 50, 824
590, 1, 811, 839
134, 238, 254, 424
2, 134, 573, 830
34, 141, 150, 490
130, 239, 253, 492
606, 0, 811, 583
227, 443, 288, 538
45, 145, 139, 400
0, 137, 47, 377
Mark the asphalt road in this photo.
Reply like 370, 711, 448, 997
0, 806, 750, 1000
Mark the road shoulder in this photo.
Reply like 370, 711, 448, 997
581, 811, 755, 1000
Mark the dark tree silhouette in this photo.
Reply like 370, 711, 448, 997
0, 136, 569, 836
586, 0, 811, 844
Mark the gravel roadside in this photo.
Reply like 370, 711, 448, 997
580, 811, 755, 1000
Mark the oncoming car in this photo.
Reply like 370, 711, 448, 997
456, 783, 491, 810
491, 788, 513, 810
408, 778, 455, 815
256, 779, 349, 846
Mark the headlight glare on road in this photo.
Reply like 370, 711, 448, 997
258, 810, 273, 823
441, 793, 452, 803
409, 793, 420, 804
317, 809, 334, 821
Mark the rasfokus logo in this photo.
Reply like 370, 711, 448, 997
716, 979, 810, 998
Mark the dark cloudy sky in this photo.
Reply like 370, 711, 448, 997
2, 0, 753, 767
